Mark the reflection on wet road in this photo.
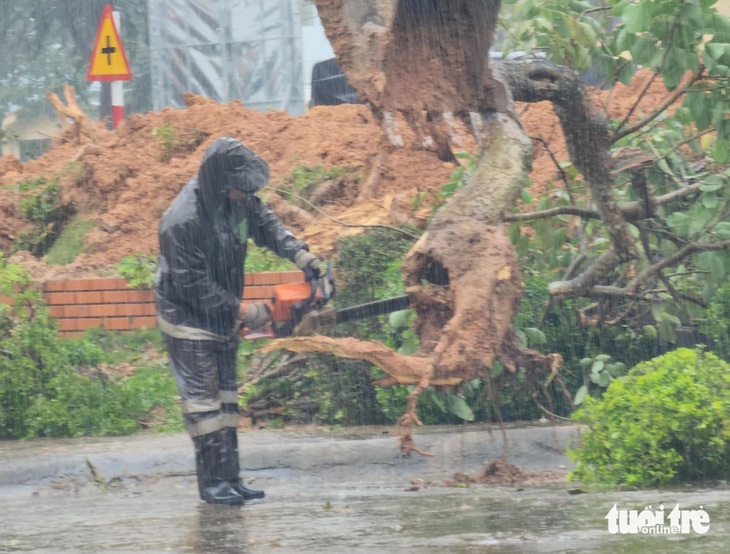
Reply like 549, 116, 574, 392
2, 476, 728, 553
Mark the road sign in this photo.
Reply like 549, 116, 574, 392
87, 4, 132, 82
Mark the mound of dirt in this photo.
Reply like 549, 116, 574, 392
0, 69, 672, 280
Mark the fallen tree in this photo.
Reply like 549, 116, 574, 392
262, 0, 565, 454
262, 0, 730, 454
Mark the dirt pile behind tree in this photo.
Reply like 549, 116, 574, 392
0, 69, 671, 281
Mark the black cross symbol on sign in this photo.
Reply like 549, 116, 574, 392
101, 36, 116, 65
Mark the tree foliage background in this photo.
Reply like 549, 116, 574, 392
0, 0, 151, 125
497, 0, 730, 365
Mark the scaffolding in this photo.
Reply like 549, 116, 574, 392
148, 0, 305, 115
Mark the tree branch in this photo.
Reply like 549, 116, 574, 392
612, 67, 704, 143
548, 251, 620, 298
506, 180, 704, 224
589, 239, 730, 298
505, 205, 600, 222
530, 136, 571, 192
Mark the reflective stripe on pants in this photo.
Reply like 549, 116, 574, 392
163, 334, 240, 438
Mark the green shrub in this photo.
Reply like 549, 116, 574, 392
14, 177, 69, 257
62, 338, 103, 368
0, 257, 178, 439
26, 371, 144, 437
0, 255, 70, 438
568, 348, 730, 487
117, 253, 158, 289
244, 242, 297, 273
152, 122, 179, 163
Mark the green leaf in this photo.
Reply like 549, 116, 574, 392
713, 140, 729, 165
447, 394, 475, 422
592, 360, 605, 374
702, 193, 720, 209
609, 362, 627, 377
388, 309, 409, 329
573, 384, 588, 406
714, 221, 730, 239
520, 189, 534, 204
515, 329, 528, 349
700, 176, 725, 192
705, 42, 730, 61
643, 324, 658, 339
524, 327, 547, 346
614, 27, 636, 53
630, 35, 659, 66
597, 372, 612, 388
685, 91, 712, 131
661, 48, 688, 90
535, 17, 554, 32
666, 212, 689, 234
622, 3, 650, 33
713, 13, 730, 41
698, 251, 726, 281
568, 18, 597, 48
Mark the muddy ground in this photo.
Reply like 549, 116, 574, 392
2, 424, 729, 553
0, 70, 675, 282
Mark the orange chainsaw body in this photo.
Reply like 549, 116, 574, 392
269, 281, 324, 324
242, 265, 334, 340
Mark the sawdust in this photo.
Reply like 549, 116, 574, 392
0, 69, 674, 283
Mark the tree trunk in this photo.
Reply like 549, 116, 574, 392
265, 0, 563, 452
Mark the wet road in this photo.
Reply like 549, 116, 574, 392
1, 425, 728, 552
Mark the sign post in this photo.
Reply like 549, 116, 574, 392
87, 4, 132, 128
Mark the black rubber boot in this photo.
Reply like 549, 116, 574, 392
193, 431, 245, 506
223, 427, 265, 500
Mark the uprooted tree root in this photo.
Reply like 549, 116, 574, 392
261, 114, 568, 456
261, 1, 569, 456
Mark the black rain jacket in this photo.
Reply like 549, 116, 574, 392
154, 138, 307, 335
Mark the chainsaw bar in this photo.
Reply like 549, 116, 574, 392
334, 295, 410, 324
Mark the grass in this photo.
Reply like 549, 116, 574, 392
46, 216, 96, 265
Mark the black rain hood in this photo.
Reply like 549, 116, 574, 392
154, 137, 307, 335
198, 137, 271, 221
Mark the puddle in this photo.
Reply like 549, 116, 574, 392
2, 478, 727, 552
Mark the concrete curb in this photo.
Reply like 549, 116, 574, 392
0, 424, 582, 488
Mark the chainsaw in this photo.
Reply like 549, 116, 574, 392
242, 262, 410, 339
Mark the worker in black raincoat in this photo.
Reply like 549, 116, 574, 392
154, 137, 321, 506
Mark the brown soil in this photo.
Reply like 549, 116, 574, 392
437, 460, 568, 487
0, 69, 671, 283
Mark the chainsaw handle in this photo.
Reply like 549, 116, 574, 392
303, 266, 319, 308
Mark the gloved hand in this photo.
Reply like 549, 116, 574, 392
240, 302, 271, 330
294, 250, 322, 281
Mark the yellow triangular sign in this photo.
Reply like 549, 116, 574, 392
87, 4, 132, 81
